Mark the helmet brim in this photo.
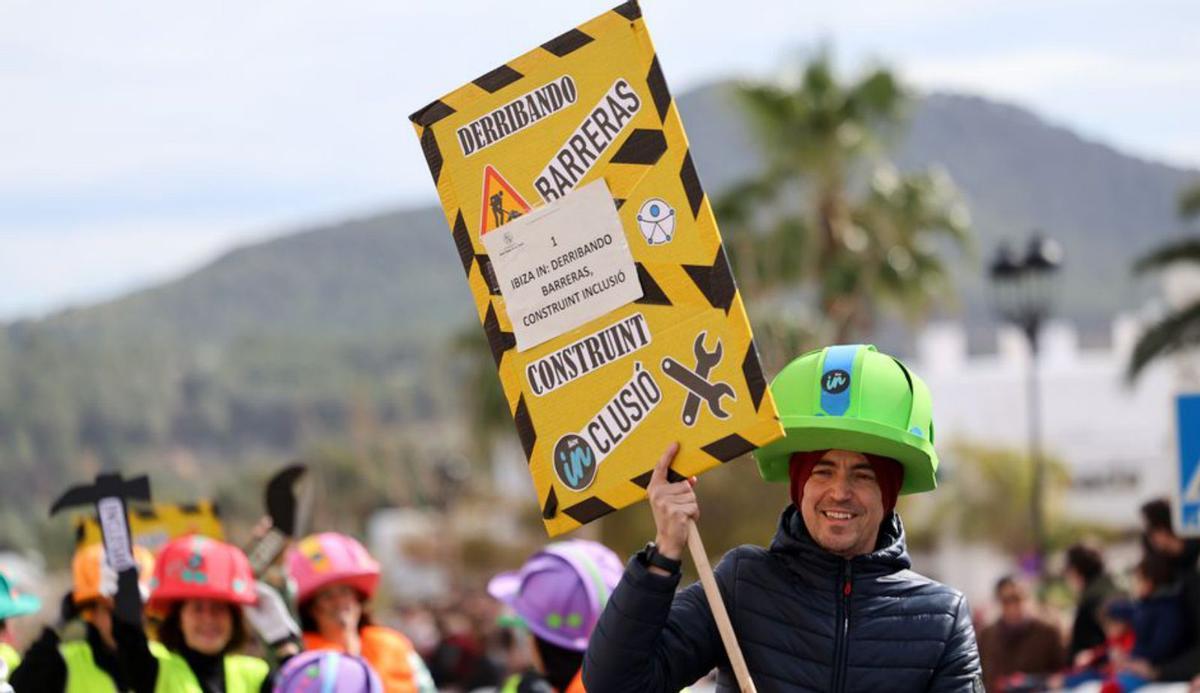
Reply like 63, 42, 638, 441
486, 571, 521, 605
753, 415, 938, 495
0, 593, 42, 620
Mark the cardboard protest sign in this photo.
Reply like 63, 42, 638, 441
411, 0, 783, 536
76, 500, 224, 552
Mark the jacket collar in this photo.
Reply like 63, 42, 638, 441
768, 504, 912, 578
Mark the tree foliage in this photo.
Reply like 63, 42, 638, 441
715, 51, 972, 362
1127, 181, 1200, 380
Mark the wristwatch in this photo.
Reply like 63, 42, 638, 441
639, 541, 682, 575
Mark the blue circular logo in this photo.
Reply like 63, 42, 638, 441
822, 369, 851, 394
553, 434, 598, 492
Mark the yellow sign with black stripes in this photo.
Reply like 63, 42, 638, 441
411, 1, 783, 536
76, 500, 224, 553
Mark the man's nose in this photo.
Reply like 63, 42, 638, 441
829, 475, 853, 500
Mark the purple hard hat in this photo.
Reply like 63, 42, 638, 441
273, 651, 383, 693
487, 539, 624, 652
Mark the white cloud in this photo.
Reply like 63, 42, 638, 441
1, 0, 1198, 319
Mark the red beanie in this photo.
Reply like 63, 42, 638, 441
788, 450, 904, 514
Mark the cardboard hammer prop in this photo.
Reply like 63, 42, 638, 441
244, 463, 308, 576
51, 473, 152, 625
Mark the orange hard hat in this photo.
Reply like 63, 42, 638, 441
72, 543, 156, 606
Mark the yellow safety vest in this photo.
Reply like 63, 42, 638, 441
0, 643, 18, 682
154, 650, 268, 693
59, 640, 171, 693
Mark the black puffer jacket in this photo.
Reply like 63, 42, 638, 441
583, 507, 982, 692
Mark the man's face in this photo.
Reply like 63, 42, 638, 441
799, 449, 885, 558
996, 581, 1029, 626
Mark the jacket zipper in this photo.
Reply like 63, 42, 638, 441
832, 562, 853, 693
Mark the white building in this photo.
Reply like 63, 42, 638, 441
913, 317, 1184, 528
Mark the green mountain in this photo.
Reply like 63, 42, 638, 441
0, 84, 1196, 538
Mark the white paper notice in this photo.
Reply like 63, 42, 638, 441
482, 179, 643, 352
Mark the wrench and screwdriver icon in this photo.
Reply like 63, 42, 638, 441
661, 332, 736, 425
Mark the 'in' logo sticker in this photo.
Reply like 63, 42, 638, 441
823, 370, 850, 394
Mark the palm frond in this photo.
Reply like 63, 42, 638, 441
1127, 301, 1200, 381
1133, 237, 1200, 274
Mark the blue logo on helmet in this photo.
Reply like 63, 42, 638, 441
822, 370, 850, 394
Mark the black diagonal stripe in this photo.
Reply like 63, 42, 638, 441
178, 503, 201, 515
647, 56, 672, 123
683, 246, 736, 313
742, 340, 767, 411
542, 487, 559, 519
74, 523, 86, 545
563, 496, 617, 525
452, 211, 474, 275
409, 100, 456, 127
476, 255, 501, 295
483, 303, 516, 366
610, 129, 667, 166
634, 262, 672, 306
680, 150, 704, 217
612, 1, 642, 20
134, 507, 158, 520
420, 127, 444, 183
630, 468, 685, 489
613, 198, 626, 210
514, 394, 536, 460
702, 433, 756, 462
473, 64, 524, 93
542, 28, 594, 57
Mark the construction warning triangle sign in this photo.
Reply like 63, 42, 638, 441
479, 165, 532, 235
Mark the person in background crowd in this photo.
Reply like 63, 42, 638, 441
426, 601, 503, 693
1141, 499, 1200, 578
978, 574, 1066, 691
1113, 554, 1190, 688
1065, 543, 1122, 659
273, 650, 383, 693
287, 532, 435, 693
0, 572, 40, 684
1132, 498, 1200, 684
1047, 597, 1136, 690
489, 540, 623, 693
115, 534, 300, 692
11, 543, 155, 692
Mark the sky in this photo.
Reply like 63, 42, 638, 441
2, 0, 1198, 321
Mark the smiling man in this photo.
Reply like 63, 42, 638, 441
583, 344, 982, 692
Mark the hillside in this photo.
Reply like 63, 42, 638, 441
1, 84, 1197, 537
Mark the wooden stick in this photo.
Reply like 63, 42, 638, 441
687, 521, 757, 693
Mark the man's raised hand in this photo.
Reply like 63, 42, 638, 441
647, 442, 699, 563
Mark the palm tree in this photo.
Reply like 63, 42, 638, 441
1127, 183, 1200, 380
716, 51, 971, 354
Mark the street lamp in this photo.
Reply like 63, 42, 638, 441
988, 232, 1064, 571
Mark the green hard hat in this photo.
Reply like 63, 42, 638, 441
0, 571, 41, 621
753, 344, 938, 495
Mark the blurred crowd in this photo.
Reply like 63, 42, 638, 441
2, 484, 1198, 692
976, 499, 1200, 692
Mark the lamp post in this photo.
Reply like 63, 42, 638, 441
988, 232, 1064, 571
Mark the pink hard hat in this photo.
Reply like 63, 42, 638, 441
286, 532, 380, 606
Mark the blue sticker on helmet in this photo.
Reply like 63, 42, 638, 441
820, 345, 860, 416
